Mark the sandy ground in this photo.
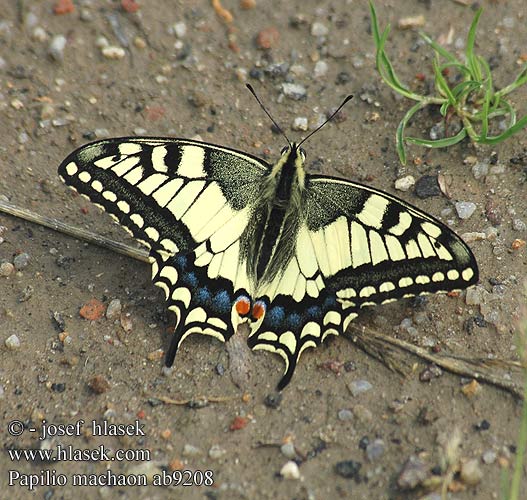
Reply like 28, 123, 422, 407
0, 1, 526, 499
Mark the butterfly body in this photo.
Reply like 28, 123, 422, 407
59, 137, 478, 390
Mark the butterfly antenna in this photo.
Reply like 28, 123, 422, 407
246, 84, 292, 148
297, 94, 353, 149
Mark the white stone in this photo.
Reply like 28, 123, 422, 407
280, 460, 300, 480
394, 175, 415, 191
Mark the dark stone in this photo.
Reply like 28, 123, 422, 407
414, 175, 441, 198
335, 460, 362, 479
264, 392, 282, 409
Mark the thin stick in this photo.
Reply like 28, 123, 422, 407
346, 325, 525, 399
0, 199, 150, 263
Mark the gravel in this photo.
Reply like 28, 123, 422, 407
455, 201, 477, 219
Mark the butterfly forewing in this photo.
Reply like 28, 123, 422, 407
58, 137, 268, 363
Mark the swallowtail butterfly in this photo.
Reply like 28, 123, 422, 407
58, 97, 478, 390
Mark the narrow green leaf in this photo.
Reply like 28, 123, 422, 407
405, 128, 467, 148
433, 59, 456, 105
479, 57, 493, 139
495, 63, 527, 98
396, 101, 427, 165
451, 80, 481, 100
370, 2, 421, 100
440, 101, 451, 117
419, 32, 459, 64
466, 9, 483, 81
477, 112, 527, 144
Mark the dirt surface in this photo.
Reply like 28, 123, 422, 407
1, 1, 526, 499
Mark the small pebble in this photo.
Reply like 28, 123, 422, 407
512, 219, 526, 231
5, 334, 21, 350
13, 252, 30, 270
49, 35, 67, 61
172, 21, 187, 38
338, 408, 353, 421
79, 298, 105, 321
482, 450, 497, 464
335, 71, 351, 85
334, 460, 361, 479
419, 364, 442, 382
366, 439, 385, 462
106, 299, 122, 320
465, 286, 486, 306
280, 442, 296, 459
348, 379, 372, 396
289, 64, 307, 77
264, 392, 282, 409
209, 444, 226, 460
310, 22, 329, 37
313, 60, 328, 78
455, 201, 477, 219
398, 15, 426, 29
94, 128, 110, 138
282, 82, 307, 100
460, 458, 483, 485
472, 160, 489, 180
474, 419, 491, 431
292, 116, 308, 131
394, 175, 415, 191
0, 262, 15, 277
353, 405, 372, 423
102, 46, 126, 59
32, 26, 48, 42
397, 455, 429, 489
95, 36, 109, 48
359, 436, 370, 450
215, 363, 225, 376
256, 27, 280, 49
414, 175, 440, 198
280, 460, 300, 480
182, 444, 201, 457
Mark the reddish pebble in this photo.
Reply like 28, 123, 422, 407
256, 27, 280, 49
54, 0, 74, 15
145, 105, 165, 121
160, 429, 171, 440
121, 0, 140, 13
136, 409, 146, 419
230, 416, 248, 431
168, 458, 184, 471
79, 298, 106, 321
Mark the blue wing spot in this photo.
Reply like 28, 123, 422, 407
175, 255, 188, 269
287, 312, 302, 330
195, 287, 211, 303
264, 306, 286, 329
213, 290, 232, 313
306, 305, 321, 319
182, 272, 198, 288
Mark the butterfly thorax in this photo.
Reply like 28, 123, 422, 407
248, 145, 306, 285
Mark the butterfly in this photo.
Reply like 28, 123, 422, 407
58, 90, 478, 390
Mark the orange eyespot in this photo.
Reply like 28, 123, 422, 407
251, 301, 266, 320
235, 297, 251, 316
